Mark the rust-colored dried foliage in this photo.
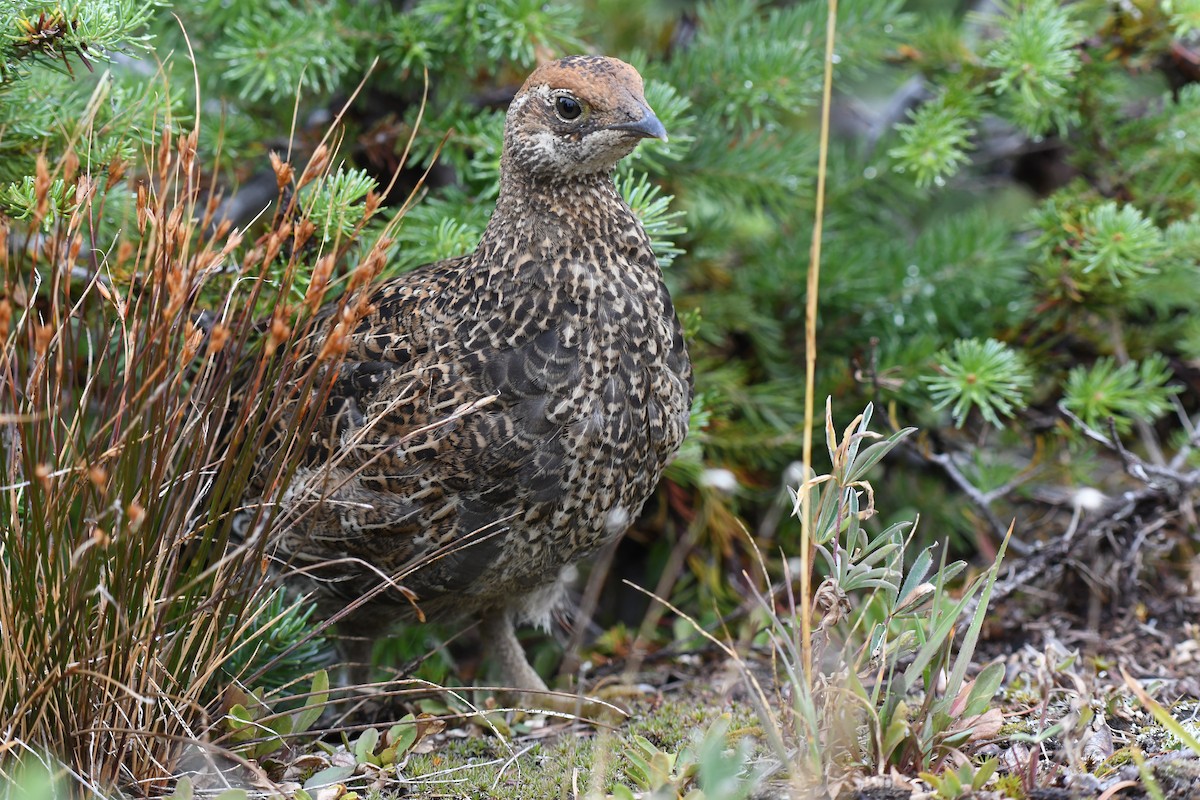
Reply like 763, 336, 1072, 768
0, 100, 407, 792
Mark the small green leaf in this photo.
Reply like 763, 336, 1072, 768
168, 777, 194, 800
881, 701, 911, 762
1062, 355, 1179, 433
889, 92, 977, 188
962, 661, 1005, 718
972, 757, 999, 789
982, 0, 1085, 134
227, 704, 253, 731
354, 727, 380, 765
1072, 202, 1164, 285
253, 714, 292, 758
941, 768, 963, 796
846, 427, 917, 483
303, 765, 355, 790
293, 670, 329, 735
388, 714, 419, 756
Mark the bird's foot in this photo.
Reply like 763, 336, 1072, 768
482, 610, 628, 722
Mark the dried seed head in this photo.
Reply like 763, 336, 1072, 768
263, 229, 286, 269
116, 240, 134, 268
158, 124, 173, 180
34, 463, 51, 490
62, 149, 79, 186
264, 313, 292, 357
192, 249, 218, 275
91, 525, 111, 547
205, 193, 222, 220
136, 183, 149, 232
33, 154, 51, 227
305, 254, 335, 313
87, 464, 108, 491
293, 218, 316, 252
269, 151, 294, 190
220, 228, 244, 257
178, 129, 197, 182
207, 323, 230, 356
127, 502, 146, 530
267, 324, 291, 353
352, 296, 377, 322
363, 190, 382, 220
298, 144, 330, 189
317, 320, 349, 362
106, 157, 126, 187
183, 320, 204, 361
241, 246, 263, 271
167, 205, 185, 249
73, 175, 95, 213
0, 299, 11, 341
812, 577, 850, 631
348, 250, 384, 292
34, 323, 53, 356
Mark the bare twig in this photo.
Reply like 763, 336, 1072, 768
923, 448, 1031, 554
1060, 404, 1200, 493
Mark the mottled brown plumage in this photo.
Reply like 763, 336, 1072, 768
244, 56, 692, 700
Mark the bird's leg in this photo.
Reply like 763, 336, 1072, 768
481, 608, 550, 702
481, 609, 626, 721
334, 612, 381, 689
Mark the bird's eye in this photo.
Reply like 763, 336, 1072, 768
554, 95, 583, 121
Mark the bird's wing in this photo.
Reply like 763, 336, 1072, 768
281, 258, 583, 597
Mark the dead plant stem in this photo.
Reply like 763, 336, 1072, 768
801, 0, 837, 684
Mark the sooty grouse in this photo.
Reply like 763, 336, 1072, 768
245, 55, 693, 704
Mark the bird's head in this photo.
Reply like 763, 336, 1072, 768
502, 55, 667, 182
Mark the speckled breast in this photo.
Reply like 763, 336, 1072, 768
428, 256, 692, 595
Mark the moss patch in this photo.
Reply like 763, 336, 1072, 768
392, 690, 762, 799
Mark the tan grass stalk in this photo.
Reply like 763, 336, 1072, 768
800, 0, 839, 688
0, 54, 439, 791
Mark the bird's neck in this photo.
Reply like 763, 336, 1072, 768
478, 169, 640, 258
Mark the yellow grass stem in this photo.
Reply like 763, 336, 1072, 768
800, 0, 838, 684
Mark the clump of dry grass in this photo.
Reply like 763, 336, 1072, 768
0, 90, 405, 793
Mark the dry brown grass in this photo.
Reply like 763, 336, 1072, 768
0, 86, 409, 793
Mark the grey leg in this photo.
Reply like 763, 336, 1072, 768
481, 609, 549, 700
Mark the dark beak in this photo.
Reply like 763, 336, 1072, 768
608, 106, 668, 142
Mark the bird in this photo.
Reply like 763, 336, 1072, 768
237, 55, 693, 708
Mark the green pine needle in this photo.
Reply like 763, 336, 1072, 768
216, 5, 355, 103
1072, 202, 1164, 286
982, 0, 1084, 135
300, 166, 379, 243
1166, 0, 1200, 36
1062, 354, 1180, 434
889, 92, 977, 188
1181, 318, 1200, 362
617, 171, 686, 268
923, 338, 1032, 428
